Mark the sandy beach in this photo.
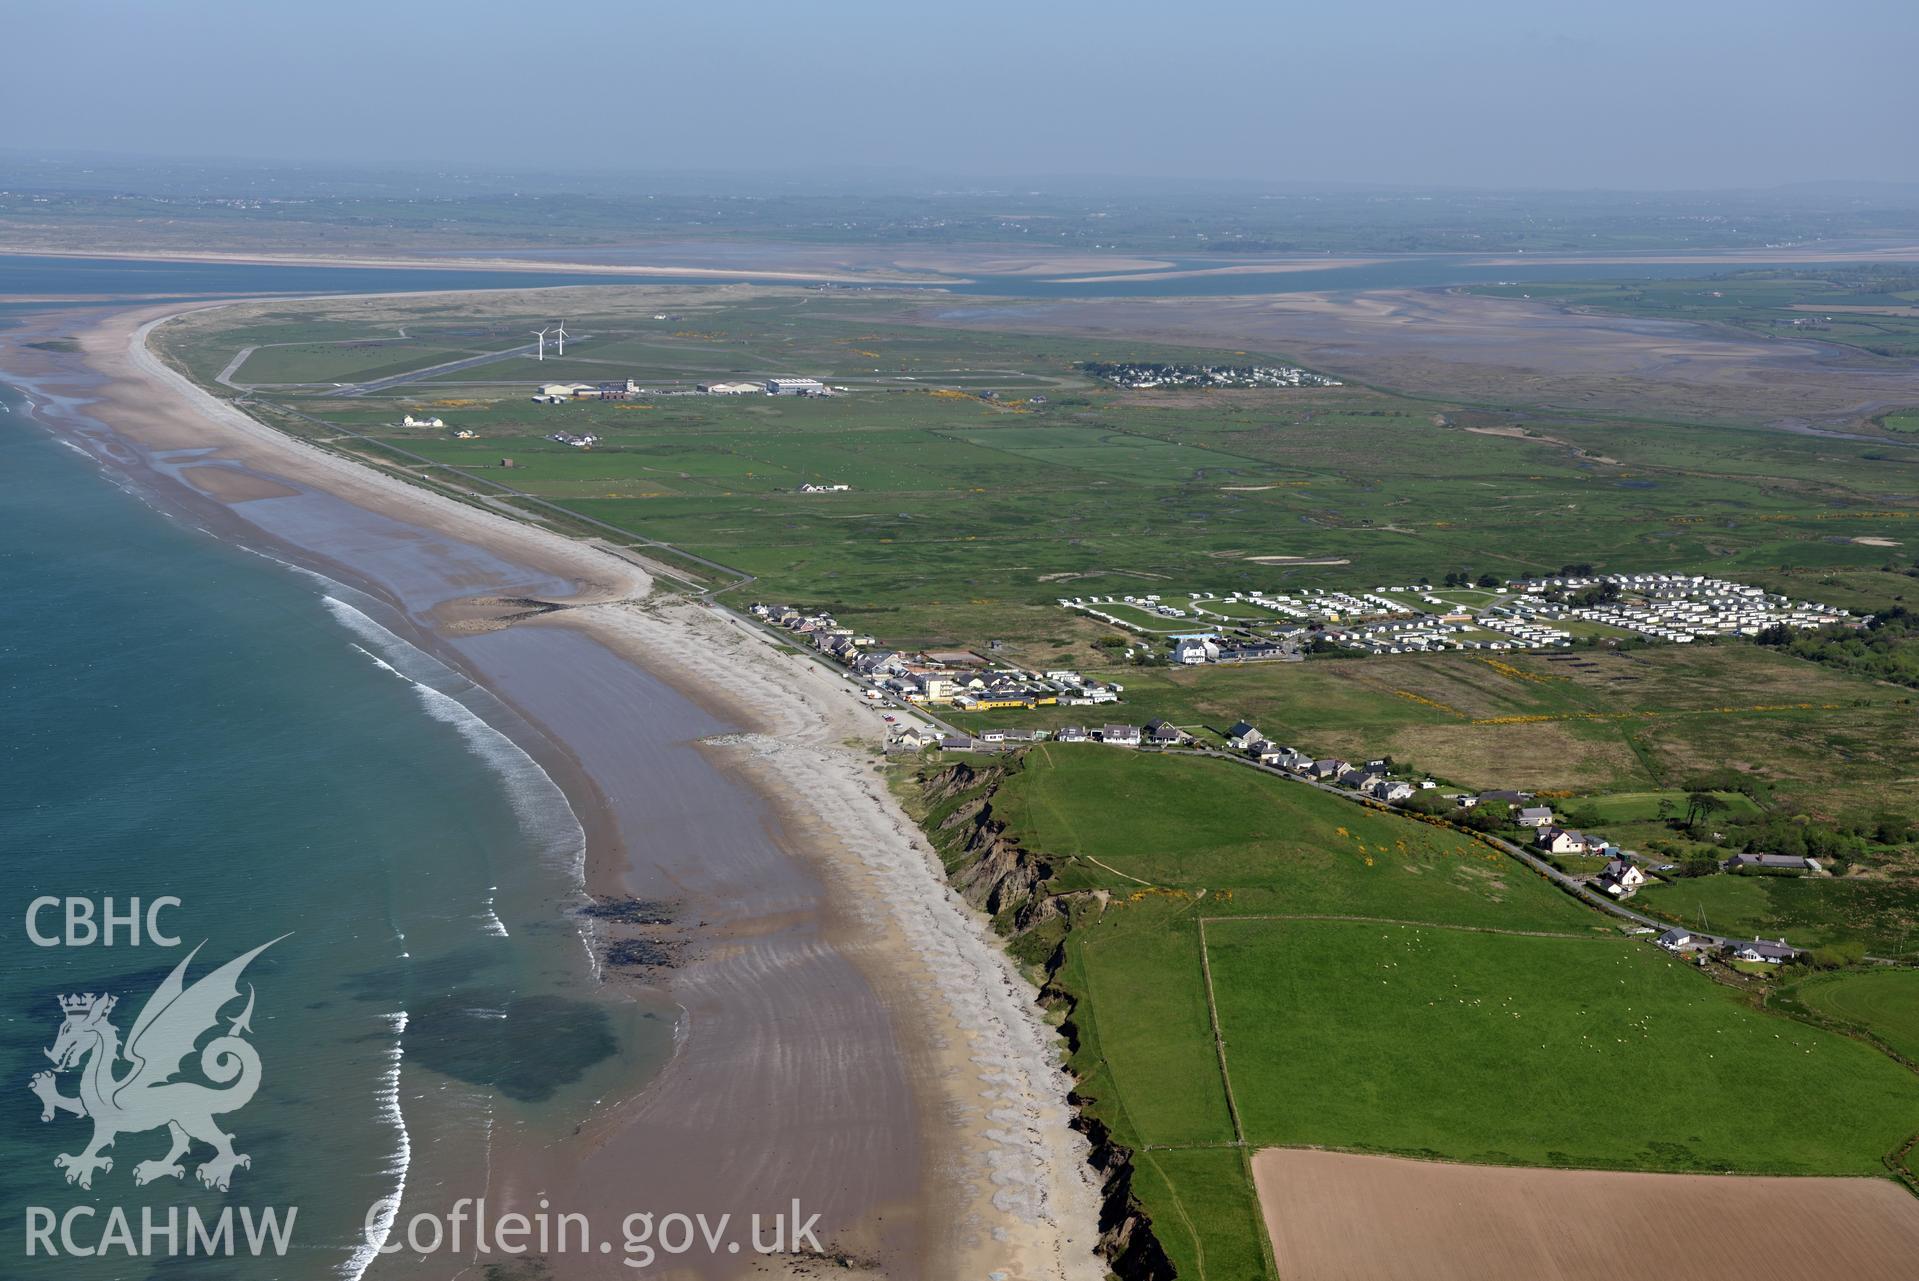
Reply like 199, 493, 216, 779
3, 299, 1103, 1280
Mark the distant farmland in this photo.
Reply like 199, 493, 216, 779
1253, 1149, 1919, 1281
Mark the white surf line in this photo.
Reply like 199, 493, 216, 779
342, 1010, 411, 1281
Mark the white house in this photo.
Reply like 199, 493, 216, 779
1371, 779, 1416, 804
1657, 928, 1695, 952
1100, 724, 1142, 747
1536, 826, 1589, 856
1516, 806, 1555, 828
1173, 637, 1219, 665
401, 414, 446, 428
1595, 856, 1648, 898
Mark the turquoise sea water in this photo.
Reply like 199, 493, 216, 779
0, 378, 667, 1278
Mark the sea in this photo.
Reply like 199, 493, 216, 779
0, 255, 695, 1280
0, 245, 1845, 1278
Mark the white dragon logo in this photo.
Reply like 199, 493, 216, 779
29, 938, 282, 1192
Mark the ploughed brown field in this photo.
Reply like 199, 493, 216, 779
1252, 1149, 1919, 1281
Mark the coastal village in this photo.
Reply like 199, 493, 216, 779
751, 571, 1859, 976
1079, 359, 1343, 389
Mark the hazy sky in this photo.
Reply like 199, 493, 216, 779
6, 0, 1916, 189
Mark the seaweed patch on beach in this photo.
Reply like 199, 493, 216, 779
580, 895, 678, 926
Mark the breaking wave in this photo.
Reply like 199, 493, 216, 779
341, 1010, 410, 1281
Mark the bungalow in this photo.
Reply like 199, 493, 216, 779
1218, 642, 1293, 663
1516, 806, 1556, 828
1726, 853, 1821, 875
939, 734, 984, 752
1225, 721, 1264, 751
971, 693, 1035, 711
1371, 779, 1416, 804
1731, 938, 1797, 965
886, 727, 935, 752
1536, 826, 1589, 856
1656, 928, 1697, 952
1100, 724, 1143, 747
1595, 856, 1648, 898
1260, 745, 1307, 770
1310, 759, 1351, 782
1054, 726, 1089, 743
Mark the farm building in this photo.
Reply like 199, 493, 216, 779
1727, 853, 1821, 875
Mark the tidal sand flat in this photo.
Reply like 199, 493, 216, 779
1, 290, 1102, 1280
1252, 1148, 1919, 1281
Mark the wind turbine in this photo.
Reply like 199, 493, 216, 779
552, 321, 570, 357
532, 326, 549, 361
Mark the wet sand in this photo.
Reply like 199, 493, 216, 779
2, 301, 1103, 1280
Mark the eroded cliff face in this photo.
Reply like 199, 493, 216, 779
915, 760, 1175, 1281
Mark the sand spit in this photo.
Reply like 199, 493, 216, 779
1252, 1148, 1919, 1281
9, 299, 1103, 1280
1049, 257, 1381, 283
0, 245, 943, 286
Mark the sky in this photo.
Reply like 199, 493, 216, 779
5, 0, 1916, 190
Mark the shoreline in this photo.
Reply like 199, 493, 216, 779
2, 295, 1102, 1280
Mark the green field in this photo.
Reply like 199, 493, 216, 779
233, 340, 490, 384
157, 289, 1919, 673
1207, 918, 1919, 1173
912, 748, 1919, 1278
1793, 968, 1919, 1063
1560, 790, 1761, 823
950, 643, 1919, 826
998, 748, 1594, 930
1637, 872, 1919, 958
